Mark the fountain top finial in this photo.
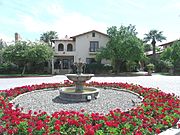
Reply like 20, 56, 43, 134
74, 58, 86, 74
78, 58, 81, 63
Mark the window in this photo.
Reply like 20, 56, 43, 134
62, 59, 69, 69
86, 58, 96, 64
92, 32, 95, 37
54, 59, 61, 69
67, 43, 73, 51
89, 41, 99, 52
58, 44, 64, 51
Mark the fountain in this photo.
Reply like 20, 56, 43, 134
59, 58, 99, 102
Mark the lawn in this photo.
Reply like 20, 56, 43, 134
0, 74, 52, 78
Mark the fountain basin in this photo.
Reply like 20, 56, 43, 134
65, 74, 94, 82
59, 87, 99, 102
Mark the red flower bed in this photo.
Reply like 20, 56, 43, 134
0, 81, 180, 134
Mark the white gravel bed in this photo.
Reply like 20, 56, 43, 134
11, 88, 142, 115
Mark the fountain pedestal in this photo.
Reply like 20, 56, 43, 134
60, 87, 99, 102
59, 58, 99, 102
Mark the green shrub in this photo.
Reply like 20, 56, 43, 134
86, 63, 113, 74
0, 62, 18, 73
146, 63, 154, 71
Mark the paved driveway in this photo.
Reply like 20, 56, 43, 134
1, 74, 180, 96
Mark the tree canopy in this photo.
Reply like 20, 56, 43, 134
0, 39, 7, 50
144, 30, 166, 56
161, 40, 180, 65
40, 31, 58, 46
97, 25, 145, 73
3, 41, 53, 75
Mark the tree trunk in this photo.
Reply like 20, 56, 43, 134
21, 65, 26, 76
151, 38, 156, 58
114, 59, 124, 73
113, 59, 119, 73
152, 43, 156, 56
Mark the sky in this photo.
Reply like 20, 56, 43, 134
0, 0, 180, 44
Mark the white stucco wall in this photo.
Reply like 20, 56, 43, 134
53, 31, 109, 64
54, 40, 75, 53
75, 32, 109, 63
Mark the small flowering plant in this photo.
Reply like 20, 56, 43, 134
0, 81, 180, 135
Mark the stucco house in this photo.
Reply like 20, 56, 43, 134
159, 39, 180, 50
51, 30, 109, 74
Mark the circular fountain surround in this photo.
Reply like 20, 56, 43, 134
60, 87, 99, 102
59, 58, 99, 102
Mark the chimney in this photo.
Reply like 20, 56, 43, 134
15, 33, 21, 42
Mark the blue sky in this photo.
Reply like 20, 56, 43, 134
0, 0, 180, 44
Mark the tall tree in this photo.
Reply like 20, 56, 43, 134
0, 39, 7, 50
97, 25, 145, 73
40, 31, 58, 46
3, 41, 53, 75
0, 39, 6, 63
143, 30, 166, 57
161, 40, 180, 64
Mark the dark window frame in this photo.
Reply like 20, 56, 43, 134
89, 41, 99, 52
58, 43, 64, 51
67, 43, 73, 51
86, 58, 96, 64
92, 32, 95, 37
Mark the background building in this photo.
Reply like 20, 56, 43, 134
51, 30, 109, 74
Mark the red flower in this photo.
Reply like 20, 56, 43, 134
7, 129, 14, 134
55, 120, 61, 125
84, 128, 94, 135
178, 123, 180, 128
0, 126, 4, 134
28, 128, 33, 133
36, 125, 42, 130
135, 130, 143, 135
148, 128, 152, 132
54, 125, 60, 131
121, 117, 127, 122
155, 128, 161, 134
105, 121, 119, 127
162, 120, 168, 125
80, 109, 85, 113
0, 81, 180, 135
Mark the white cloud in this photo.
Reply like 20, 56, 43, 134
160, 1, 180, 11
0, 33, 14, 43
46, 3, 64, 17
18, 14, 49, 33
17, 2, 108, 39
125, 0, 145, 9
169, 1, 180, 9
0, 33, 14, 45
52, 12, 108, 38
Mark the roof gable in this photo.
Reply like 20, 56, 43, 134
159, 39, 180, 46
70, 30, 108, 38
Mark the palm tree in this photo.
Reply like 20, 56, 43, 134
40, 31, 58, 74
40, 31, 58, 46
144, 30, 166, 57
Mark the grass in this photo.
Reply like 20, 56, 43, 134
0, 73, 52, 78
158, 72, 180, 76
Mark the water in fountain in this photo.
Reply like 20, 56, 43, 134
59, 58, 99, 102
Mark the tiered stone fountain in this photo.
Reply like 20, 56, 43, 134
59, 58, 99, 102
